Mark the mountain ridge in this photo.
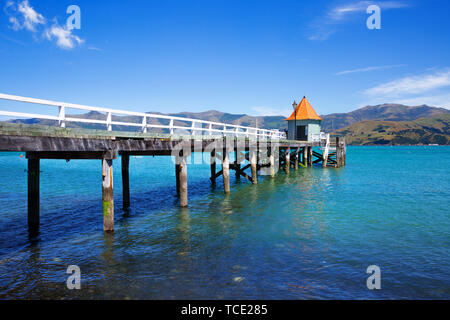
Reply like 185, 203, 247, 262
320, 103, 450, 132
5, 103, 450, 144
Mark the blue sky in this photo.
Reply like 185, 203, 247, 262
1, 0, 450, 117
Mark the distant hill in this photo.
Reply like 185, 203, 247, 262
321, 104, 450, 132
8, 110, 288, 132
332, 114, 450, 145
5, 103, 450, 145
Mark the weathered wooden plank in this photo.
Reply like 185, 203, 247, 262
213, 170, 224, 179
0, 127, 320, 156
238, 171, 253, 183
25, 151, 117, 160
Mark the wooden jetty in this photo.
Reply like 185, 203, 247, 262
0, 93, 346, 235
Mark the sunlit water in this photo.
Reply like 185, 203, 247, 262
0, 146, 449, 299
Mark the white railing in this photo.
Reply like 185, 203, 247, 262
311, 132, 327, 142
0, 93, 286, 139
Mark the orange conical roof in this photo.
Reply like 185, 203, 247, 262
286, 97, 322, 121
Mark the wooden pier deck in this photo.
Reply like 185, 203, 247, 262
0, 93, 346, 235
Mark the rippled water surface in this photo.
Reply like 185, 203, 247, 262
0, 146, 449, 299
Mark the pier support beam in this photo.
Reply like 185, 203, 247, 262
210, 150, 216, 185
27, 155, 40, 235
285, 147, 290, 173
323, 146, 329, 168
250, 149, 258, 184
121, 153, 130, 209
102, 157, 114, 232
175, 163, 181, 195
178, 155, 188, 207
223, 146, 230, 193
308, 147, 313, 166
234, 149, 240, 180
336, 137, 342, 168
269, 147, 275, 178
294, 147, 299, 170
303, 147, 308, 167
342, 138, 346, 166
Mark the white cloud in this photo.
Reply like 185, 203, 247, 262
392, 93, 450, 109
308, 30, 336, 41
327, 1, 407, 21
9, 16, 21, 30
5, 0, 84, 50
309, 1, 409, 40
335, 64, 406, 75
6, 0, 45, 32
361, 69, 450, 110
88, 46, 103, 52
44, 21, 84, 50
365, 70, 450, 97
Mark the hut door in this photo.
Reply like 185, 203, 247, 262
297, 125, 307, 140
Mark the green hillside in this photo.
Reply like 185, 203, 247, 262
332, 114, 450, 145
321, 104, 450, 132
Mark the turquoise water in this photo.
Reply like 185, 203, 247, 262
0, 146, 449, 299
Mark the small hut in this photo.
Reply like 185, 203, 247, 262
286, 96, 322, 141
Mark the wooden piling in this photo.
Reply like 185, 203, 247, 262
210, 150, 216, 185
234, 149, 240, 180
223, 146, 230, 193
308, 146, 313, 166
102, 157, 114, 232
269, 147, 275, 178
303, 147, 308, 167
179, 155, 188, 207
323, 146, 329, 168
343, 138, 346, 166
27, 155, 40, 235
121, 153, 130, 209
250, 149, 258, 184
294, 147, 299, 170
175, 163, 181, 195
336, 137, 341, 167
285, 147, 290, 173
